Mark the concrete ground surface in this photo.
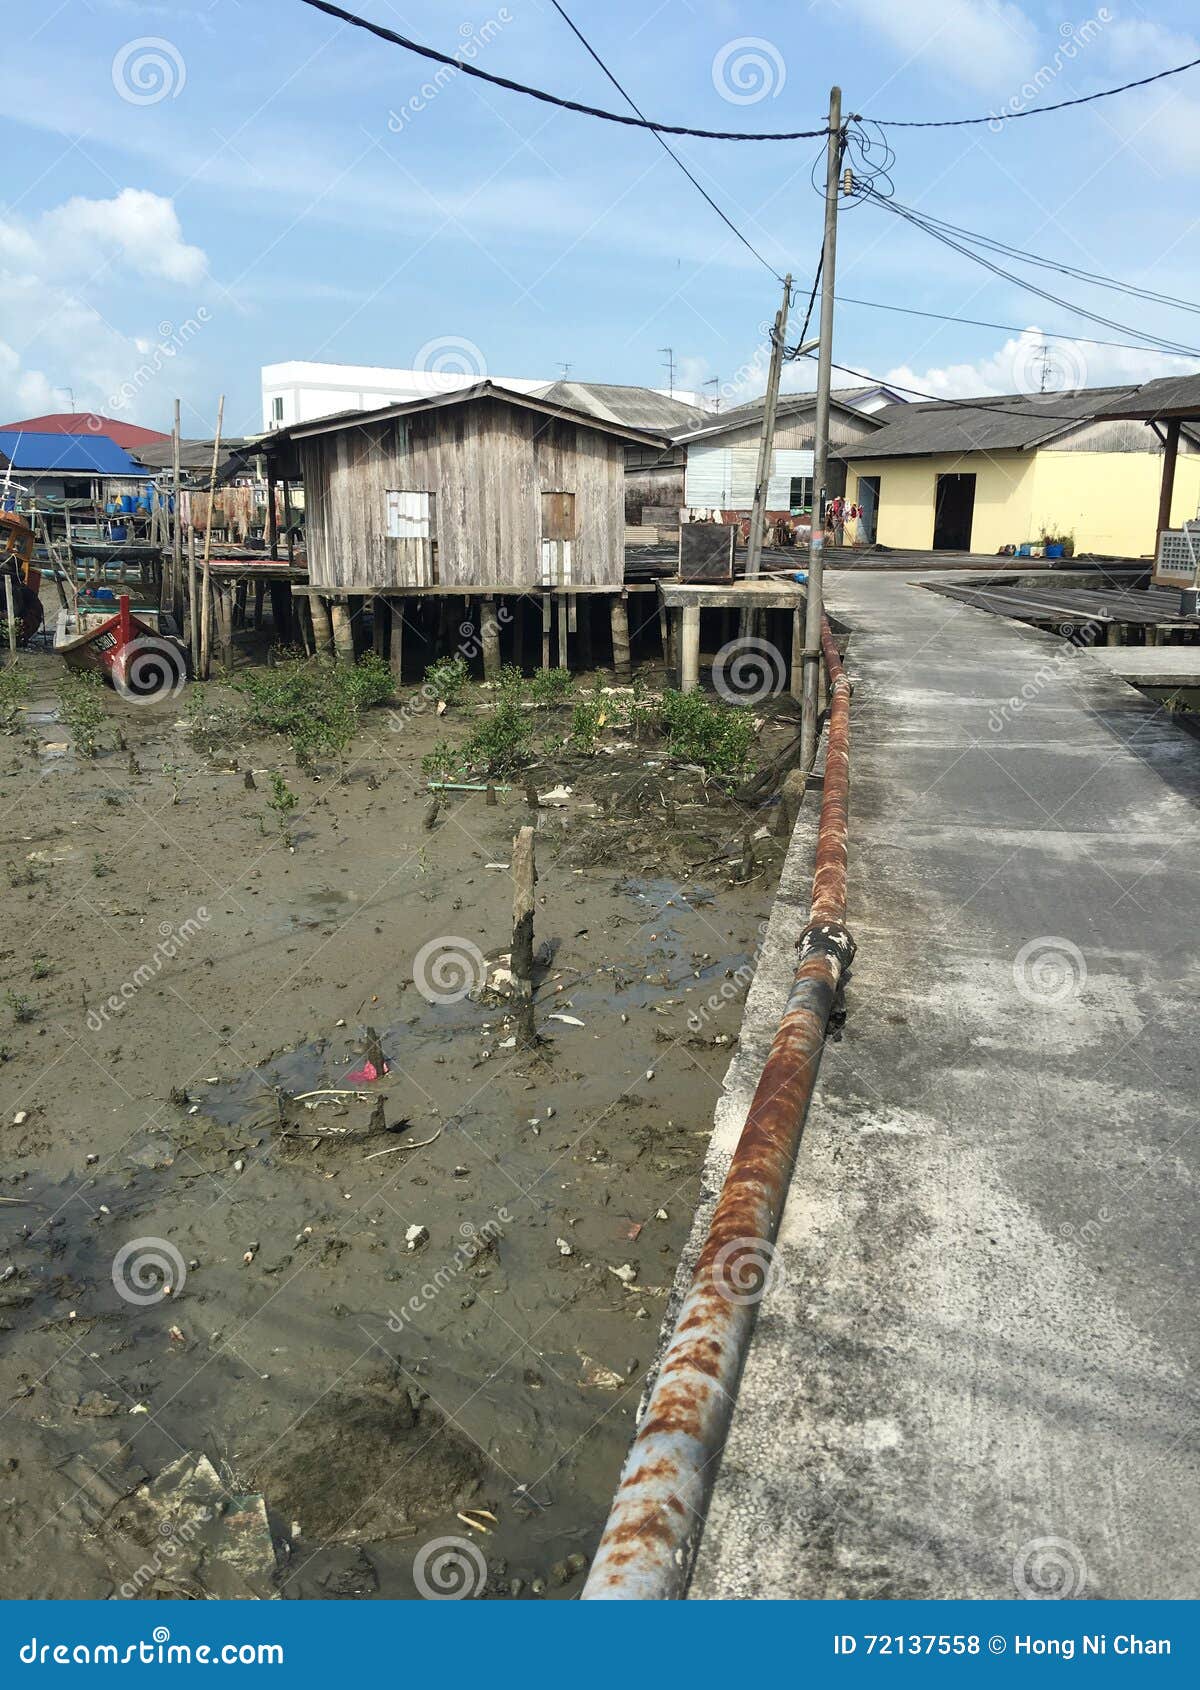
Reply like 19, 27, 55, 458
687, 571, 1200, 1600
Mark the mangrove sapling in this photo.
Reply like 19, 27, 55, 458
0, 660, 29, 733
55, 670, 105, 758
5, 990, 37, 1025
267, 770, 299, 846
423, 655, 471, 708
160, 759, 184, 804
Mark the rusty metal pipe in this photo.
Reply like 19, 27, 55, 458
582, 616, 853, 1601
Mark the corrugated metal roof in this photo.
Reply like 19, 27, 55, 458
1093, 372, 1200, 420
841, 385, 1142, 460
532, 380, 708, 433
0, 412, 169, 447
673, 387, 890, 445
0, 431, 151, 475
132, 438, 256, 475
263, 380, 672, 449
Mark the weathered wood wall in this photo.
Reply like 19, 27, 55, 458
301, 396, 627, 590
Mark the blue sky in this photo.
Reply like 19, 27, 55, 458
3, 0, 1200, 438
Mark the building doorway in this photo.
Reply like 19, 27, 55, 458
933, 473, 976, 551
856, 475, 880, 544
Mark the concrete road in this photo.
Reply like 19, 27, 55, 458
688, 573, 1200, 1600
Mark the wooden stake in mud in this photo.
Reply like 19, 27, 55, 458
610, 593, 631, 679
188, 523, 199, 673
511, 824, 538, 1045
199, 393, 225, 679
3, 573, 16, 655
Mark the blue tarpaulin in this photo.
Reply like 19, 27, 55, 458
0, 430, 151, 477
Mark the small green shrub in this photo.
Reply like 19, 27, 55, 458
423, 655, 470, 707
5, 990, 36, 1024
266, 770, 299, 845
461, 699, 532, 775
421, 740, 462, 781
570, 695, 607, 756
496, 663, 526, 701
529, 667, 574, 708
56, 670, 106, 757
185, 684, 245, 754
339, 652, 393, 708
660, 689, 756, 785
0, 660, 30, 733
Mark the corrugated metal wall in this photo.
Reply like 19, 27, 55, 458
685, 444, 815, 507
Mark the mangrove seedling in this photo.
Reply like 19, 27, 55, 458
55, 669, 105, 758
267, 770, 299, 845
5, 990, 37, 1025
0, 660, 29, 734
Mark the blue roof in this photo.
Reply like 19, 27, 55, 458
0, 430, 151, 476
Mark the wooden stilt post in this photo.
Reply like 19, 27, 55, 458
481, 595, 501, 680
1155, 418, 1181, 553
610, 593, 631, 679
513, 596, 526, 671
557, 593, 569, 670
790, 607, 804, 702
187, 524, 199, 674
389, 597, 404, 688
331, 598, 356, 664
680, 602, 701, 693
266, 457, 278, 560
373, 596, 389, 658
541, 592, 552, 670
511, 824, 538, 1046
214, 582, 234, 671
163, 397, 182, 616
657, 600, 670, 667
253, 579, 266, 629
198, 394, 225, 680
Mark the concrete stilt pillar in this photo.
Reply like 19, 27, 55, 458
790, 607, 803, 702
389, 597, 404, 687
610, 594, 631, 679
681, 603, 701, 693
311, 595, 335, 657
330, 599, 356, 664
481, 595, 501, 680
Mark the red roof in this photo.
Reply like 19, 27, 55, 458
0, 412, 170, 448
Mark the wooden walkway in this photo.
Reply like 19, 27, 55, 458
924, 579, 1191, 631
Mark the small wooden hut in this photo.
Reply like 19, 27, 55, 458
261, 381, 668, 677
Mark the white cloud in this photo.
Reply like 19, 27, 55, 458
0, 190, 210, 424
0, 189, 206, 286
1099, 16, 1200, 175
841, 0, 1040, 91
883, 328, 1196, 400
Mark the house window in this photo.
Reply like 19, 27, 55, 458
271, 396, 284, 423
789, 475, 813, 511
386, 489, 435, 539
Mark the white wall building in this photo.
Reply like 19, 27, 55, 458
261, 361, 707, 432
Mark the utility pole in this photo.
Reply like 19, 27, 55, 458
744, 273, 792, 584
800, 86, 843, 774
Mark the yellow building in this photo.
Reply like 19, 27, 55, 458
842, 385, 1200, 558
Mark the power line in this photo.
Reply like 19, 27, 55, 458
295, 1, 1200, 138
862, 189, 1200, 360
827, 290, 1199, 360
868, 194, 1200, 320
798, 354, 1107, 422
296, 0, 825, 139
870, 54, 1200, 126
546, 0, 785, 280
